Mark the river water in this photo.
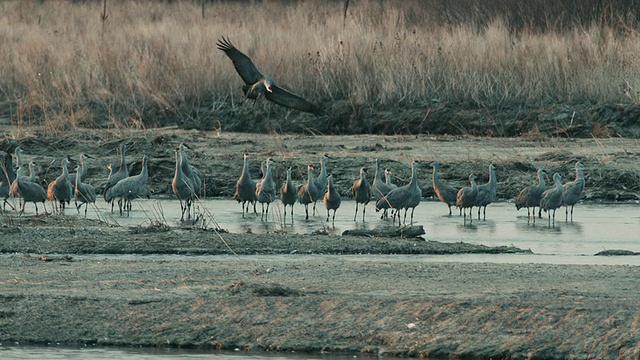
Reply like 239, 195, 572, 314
0, 345, 364, 360
79, 198, 639, 258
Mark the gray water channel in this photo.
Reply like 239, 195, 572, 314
0, 345, 365, 360
58, 198, 640, 261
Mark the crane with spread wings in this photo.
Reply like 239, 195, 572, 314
217, 37, 324, 116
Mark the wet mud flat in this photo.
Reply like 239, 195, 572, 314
0, 216, 639, 359
0, 252, 639, 359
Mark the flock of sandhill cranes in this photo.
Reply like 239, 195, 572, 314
1, 145, 585, 227
232, 154, 585, 227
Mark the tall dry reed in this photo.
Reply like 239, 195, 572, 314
0, 0, 638, 134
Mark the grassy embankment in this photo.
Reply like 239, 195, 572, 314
0, 0, 639, 136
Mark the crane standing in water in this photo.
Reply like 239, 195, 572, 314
562, 161, 585, 222
280, 166, 298, 222
233, 153, 257, 217
457, 174, 478, 223
540, 172, 564, 226
515, 169, 547, 222
430, 161, 459, 216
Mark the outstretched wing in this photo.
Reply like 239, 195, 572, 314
216, 37, 263, 85
266, 85, 324, 116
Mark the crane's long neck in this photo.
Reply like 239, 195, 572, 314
28, 163, 36, 182
120, 145, 127, 171
174, 153, 182, 179
409, 163, 418, 188
140, 157, 148, 182
554, 175, 563, 189
15, 149, 23, 168
375, 160, 382, 182
242, 156, 249, 176
62, 160, 69, 178
538, 171, 546, 188
307, 168, 314, 186
79, 155, 86, 180
265, 161, 273, 182
180, 147, 190, 170
489, 167, 496, 185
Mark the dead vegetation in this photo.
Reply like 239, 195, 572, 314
0, 0, 639, 137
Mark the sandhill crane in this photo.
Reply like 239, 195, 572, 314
105, 155, 149, 216
375, 160, 421, 225
280, 166, 297, 221
323, 174, 341, 226
0, 151, 16, 211
233, 153, 257, 217
380, 168, 399, 220
13, 170, 48, 215
297, 164, 318, 220
104, 144, 129, 210
352, 167, 372, 222
74, 165, 96, 218
384, 168, 398, 191
256, 158, 277, 220
515, 169, 547, 222
48, 158, 73, 214
457, 174, 478, 223
431, 161, 459, 216
172, 149, 195, 221
14, 147, 27, 179
217, 37, 324, 116
371, 159, 391, 202
9, 160, 38, 200
179, 144, 203, 198
562, 161, 585, 222
315, 154, 329, 196
475, 163, 497, 220
68, 154, 90, 191
540, 172, 564, 226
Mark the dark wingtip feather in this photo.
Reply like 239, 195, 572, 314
216, 36, 234, 52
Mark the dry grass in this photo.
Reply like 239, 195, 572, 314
0, 0, 639, 134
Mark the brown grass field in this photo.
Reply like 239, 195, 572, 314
1, 0, 639, 136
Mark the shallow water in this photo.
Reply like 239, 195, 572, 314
0, 345, 364, 360
58, 198, 640, 258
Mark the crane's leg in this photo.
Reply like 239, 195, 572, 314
570, 205, 575, 222
353, 203, 358, 221
362, 205, 366, 222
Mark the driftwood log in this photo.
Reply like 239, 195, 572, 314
342, 225, 425, 238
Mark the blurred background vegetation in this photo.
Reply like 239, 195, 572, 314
0, 0, 639, 137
